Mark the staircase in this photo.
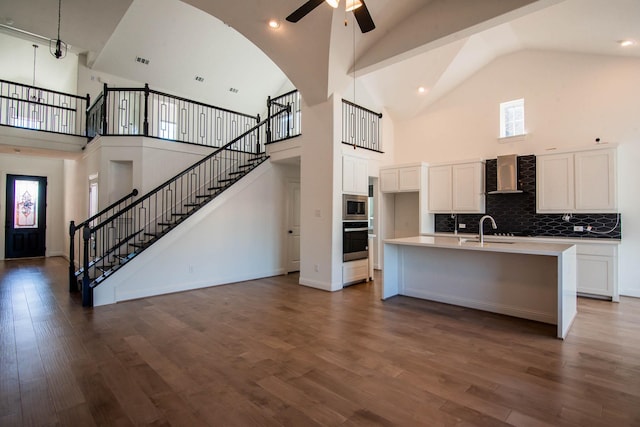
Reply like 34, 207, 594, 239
69, 114, 280, 306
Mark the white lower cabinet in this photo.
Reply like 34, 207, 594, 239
576, 244, 618, 301
343, 259, 369, 285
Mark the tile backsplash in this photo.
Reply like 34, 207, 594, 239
434, 155, 621, 239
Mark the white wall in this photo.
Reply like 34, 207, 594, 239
0, 153, 66, 259
80, 136, 212, 210
394, 50, 640, 296
0, 33, 78, 93
298, 96, 342, 291
93, 161, 291, 305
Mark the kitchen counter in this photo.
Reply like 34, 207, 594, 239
390, 235, 574, 256
421, 232, 620, 245
384, 235, 577, 338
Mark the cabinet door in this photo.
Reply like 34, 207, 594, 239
354, 158, 369, 194
452, 162, 484, 213
428, 165, 452, 212
343, 156, 368, 195
342, 156, 356, 193
398, 167, 421, 191
380, 169, 399, 193
575, 149, 616, 212
537, 154, 574, 213
577, 255, 613, 297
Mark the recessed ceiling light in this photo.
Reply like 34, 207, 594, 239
619, 39, 636, 47
268, 19, 280, 29
418, 86, 426, 94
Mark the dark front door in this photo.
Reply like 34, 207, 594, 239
5, 174, 47, 258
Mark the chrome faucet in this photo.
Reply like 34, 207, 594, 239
479, 215, 497, 246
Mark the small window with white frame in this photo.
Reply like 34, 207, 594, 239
499, 98, 525, 138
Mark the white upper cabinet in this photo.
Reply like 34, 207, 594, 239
537, 147, 616, 213
429, 161, 485, 213
574, 149, 617, 211
428, 165, 452, 211
380, 165, 424, 193
343, 155, 368, 195
537, 153, 575, 212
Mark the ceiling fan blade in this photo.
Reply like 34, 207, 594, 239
286, 0, 326, 23
353, 0, 375, 33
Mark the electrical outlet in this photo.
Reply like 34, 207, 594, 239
314, 264, 319, 272
573, 226, 584, 232
459, 223, 466, 229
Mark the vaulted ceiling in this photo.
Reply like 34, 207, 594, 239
1, 0, 639, 120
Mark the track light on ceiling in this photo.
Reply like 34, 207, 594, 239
345, 0, 363, 12
50, 0, 67, 59
325, 0, 340, 8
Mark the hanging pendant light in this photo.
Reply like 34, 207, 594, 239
50, 0, 67, 59
325, 0, 340, 8
345, 0, 363, 12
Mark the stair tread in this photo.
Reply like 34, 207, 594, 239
195, 195, 211, 199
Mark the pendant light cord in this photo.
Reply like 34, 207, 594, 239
57, 0, 62, 41
32, 44, 38, 86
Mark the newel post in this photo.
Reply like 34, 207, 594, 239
266, 96, 272, 145
81, 225, 93, 307
101, 83, 108, 135
143, 83, 149, 137
84, 93, 90, 140
69, 221, 76, 292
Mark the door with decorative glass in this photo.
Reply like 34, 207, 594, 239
5, 175, 47, 258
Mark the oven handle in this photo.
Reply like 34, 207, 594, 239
344, 227, 369, 232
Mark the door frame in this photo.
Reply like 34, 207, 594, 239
285, 180, 301, 273
4, 173, 48, 259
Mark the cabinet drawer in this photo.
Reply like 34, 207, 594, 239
343, 259, 368, 284
576, 244, 616, 257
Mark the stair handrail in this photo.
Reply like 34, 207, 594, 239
89, 108, 283, 234
75, 105, 290, 303
68, 188, 139, 291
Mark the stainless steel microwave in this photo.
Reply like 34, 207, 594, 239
343, 194, 368, 221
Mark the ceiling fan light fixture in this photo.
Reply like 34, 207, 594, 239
345, 0, 362, 12
325, 0, 340, 9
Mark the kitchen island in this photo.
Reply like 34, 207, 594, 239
383, 236, 577, 338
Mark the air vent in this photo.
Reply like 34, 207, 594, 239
195, 76, 205, 82
135, 56, 150, 65
229, 87, 239, 93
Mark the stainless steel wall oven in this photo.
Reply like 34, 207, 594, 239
343, 221, 369, 261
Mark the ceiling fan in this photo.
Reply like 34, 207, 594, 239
286, 0, 376, 33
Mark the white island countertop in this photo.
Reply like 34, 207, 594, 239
385, 235, 575, 256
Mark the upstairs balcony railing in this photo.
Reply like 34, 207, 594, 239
87, 83, 259, 148
342, 99, 383, 152
0, 79, 88, 136
266, 89, 301, 144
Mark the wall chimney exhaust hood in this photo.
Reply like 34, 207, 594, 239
488, 154, 523, 194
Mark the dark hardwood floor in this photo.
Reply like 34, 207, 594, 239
1, 257, 639, 426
